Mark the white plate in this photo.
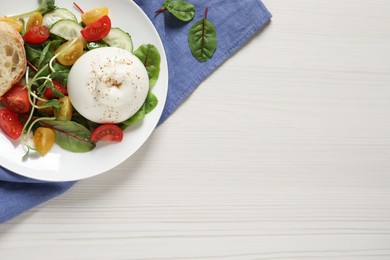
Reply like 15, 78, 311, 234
0, 0, 168, 182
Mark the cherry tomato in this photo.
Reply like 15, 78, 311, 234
82, 7, 109, 26
33, 127, 55, 156
81, 15, 111, 42
1, 84, 31, 114
0, 17, 23, 32
43, 80, 68, 99
26, 12, 43, 31
36, 99, 54, 116
54, 39, 84, 66
91, 124, 123, 142
56, 96, 73, 121
0, 107, 23, 140
23, 25, 49, 44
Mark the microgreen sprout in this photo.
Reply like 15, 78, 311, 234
8, 0, 56, 19
73, 2, 85, 14
21, 38, 78, 158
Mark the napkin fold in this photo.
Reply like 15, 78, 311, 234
0, 0, 271, 224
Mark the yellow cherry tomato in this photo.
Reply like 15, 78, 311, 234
36, 99, 54, 116
54, 39, 84, 66
0, 17, 23, 33
56, 96, 73, 121
26, 12, 43, 31
33, 127, 55, 156
81, 7, 109, 25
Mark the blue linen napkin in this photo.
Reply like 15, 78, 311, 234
0, 0, 272, 224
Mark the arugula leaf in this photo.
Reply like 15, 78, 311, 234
188, 6, 217, 62
50, 69, 70, 86
38, 39, 62, 70
40, 120, 96, 152
133, 44, 161, 88
25, 45, 42, 68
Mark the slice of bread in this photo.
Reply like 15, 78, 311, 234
0, 22, 26, 97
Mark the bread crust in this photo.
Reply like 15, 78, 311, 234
0, 22, 27, 97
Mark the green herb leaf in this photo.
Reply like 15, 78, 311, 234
38, 40, 62, 70
143, 91, 159, 115
133, 44, 161, 88
188, 6, 217, 62
86, 41, 109, 51
25, 45, 42, 68
155, 0, 195, 22
121, 91, 158, 128
41, 98, 62, 109
163, 0, 195, 22
9, 0, 57, 19
51, 69, 70, 86
40, 120, 96, 152
43, 0, 57, 14
121, 109, 145, 128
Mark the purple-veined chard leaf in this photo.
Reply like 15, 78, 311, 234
155, 0, 195, 22
133, 44, 161, 88
188, 6, 217, 62
40, 119, 95, 152
121, 91, 158, 128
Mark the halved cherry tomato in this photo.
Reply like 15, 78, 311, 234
1, 84, 31, 114
56, 96, 73, 121
43, 80, 68, 99
36, 99, 54, 116
0, 107, 23, 140
0, 17, 23, 33
81, 15, 111, 42
33, 127, 55, 156
82, 7, 109, 26
23, 25, 49, 44
91, 124, 123, 142
54, 39, 84, 66
26, 12, 43, 31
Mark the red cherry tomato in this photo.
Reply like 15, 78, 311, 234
43, 80, 68, 99
91, 124, 123, 142
23, 25, 50, 44
0, 107, 23, 140
81, 15, 111, 42
1, 84, 31, 114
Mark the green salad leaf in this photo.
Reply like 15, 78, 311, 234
38, 40, 62, 70
9, 0, 57, 19
25, 39, 70, 94
155, 0, 195, 22
121, 91, 158, 128
25, 45, 42, 68
40, 120, 96, 153
133, 44, 161, 88
188, 6, 217, 62
86, 41, 109, 51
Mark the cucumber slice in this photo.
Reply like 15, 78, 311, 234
43, 8, 77, 28
50, 20, 83, 41
103, 28, 133, 52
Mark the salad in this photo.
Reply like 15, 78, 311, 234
0, 0, 161, 158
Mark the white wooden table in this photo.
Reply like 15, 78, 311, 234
1, 0, 390, 259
